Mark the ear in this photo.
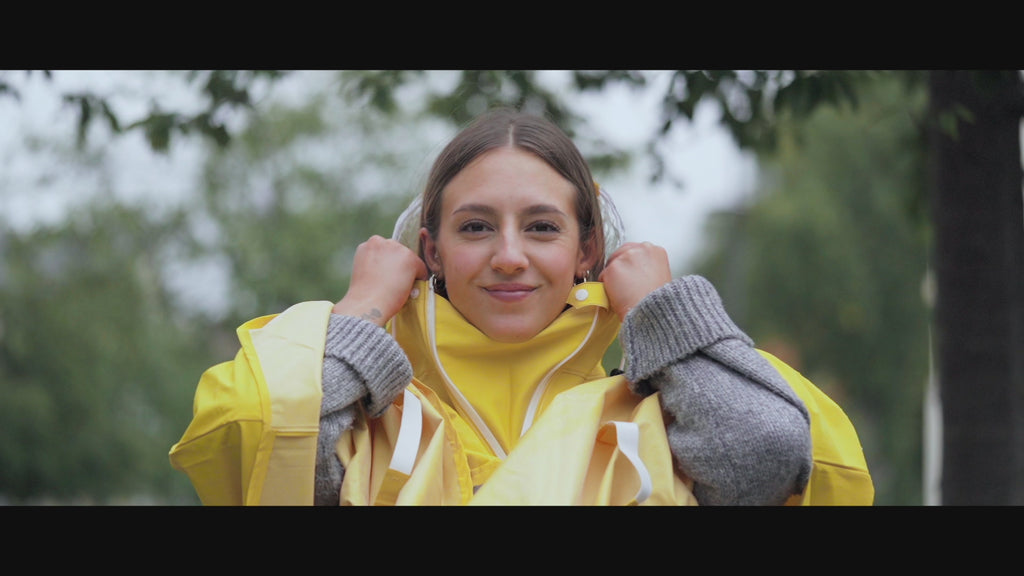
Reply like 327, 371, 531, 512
576, 234, 600, 279
419, 228, 442, 275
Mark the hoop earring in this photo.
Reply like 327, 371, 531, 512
574, 270, 591, 285
430, 273, 447, 295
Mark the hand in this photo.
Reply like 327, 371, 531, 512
599, 241, 673, 321
332, 235, 428, 327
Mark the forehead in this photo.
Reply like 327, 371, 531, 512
442, 147, 577, 213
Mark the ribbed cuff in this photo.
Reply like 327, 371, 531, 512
321, 314, 413, 418
314, 405, 356, 506
621, 275, 752, 384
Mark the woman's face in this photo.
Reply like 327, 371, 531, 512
420, 146, 595, 343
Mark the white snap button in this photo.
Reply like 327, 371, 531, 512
575, 288, 589, 301
410, 288, 420, 299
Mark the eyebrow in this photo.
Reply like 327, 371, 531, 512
451, 203, 568, 218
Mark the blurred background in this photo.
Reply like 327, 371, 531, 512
0, 70, 1021, 506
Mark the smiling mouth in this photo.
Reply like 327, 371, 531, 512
484, 285, 536, 301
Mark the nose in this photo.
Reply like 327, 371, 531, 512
491, 231, 529, 274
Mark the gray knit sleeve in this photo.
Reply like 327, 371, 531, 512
314, 313, 413, 506
620, 275, 812, 506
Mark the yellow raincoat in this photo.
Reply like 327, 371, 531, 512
169, 280, 873, 505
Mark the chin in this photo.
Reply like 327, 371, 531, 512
480, 323, 544, 344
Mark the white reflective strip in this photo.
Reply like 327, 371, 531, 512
427, 291, 508, 460
389, 388, 422, 475
520, 309, 600, 437
611, 421, 652, 505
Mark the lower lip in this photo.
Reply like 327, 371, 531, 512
485, 289, 534, 303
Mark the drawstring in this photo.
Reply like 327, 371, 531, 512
425, 288, 508, 460
519, 309, 600, 437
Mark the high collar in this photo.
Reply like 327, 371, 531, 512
389, 280, 622, 458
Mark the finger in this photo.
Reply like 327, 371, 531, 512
604, 241, 648, 267
413, 257, 429, 280
603, 242, 638, 265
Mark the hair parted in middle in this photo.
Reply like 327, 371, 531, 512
419, 107, 607, 278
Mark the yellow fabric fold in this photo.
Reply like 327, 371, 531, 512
170, 285, 873, 506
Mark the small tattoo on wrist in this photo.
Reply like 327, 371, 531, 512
360, 308, 383, 323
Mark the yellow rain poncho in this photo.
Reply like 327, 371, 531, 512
169, 280, 873, 505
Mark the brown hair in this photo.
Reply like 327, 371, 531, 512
420, 108, 605, 279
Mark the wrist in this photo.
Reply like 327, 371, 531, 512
331, 297, 387, 327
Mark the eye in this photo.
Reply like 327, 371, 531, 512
458, 220, 492, 234
527, 221, 561, 234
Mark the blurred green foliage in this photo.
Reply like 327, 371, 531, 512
692, 76, 931, 505
0, 204, 209, 503
0, 72, 430, 503
196, 93, 415, 328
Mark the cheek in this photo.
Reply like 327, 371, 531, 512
441, 247, 481, 282
538, 245, 582, 283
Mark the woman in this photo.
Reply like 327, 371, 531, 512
170, 108, 873, 506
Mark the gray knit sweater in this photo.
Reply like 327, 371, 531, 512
315, 275, 812, 506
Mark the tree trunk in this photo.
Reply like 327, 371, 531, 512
928, 70, 1024, 504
